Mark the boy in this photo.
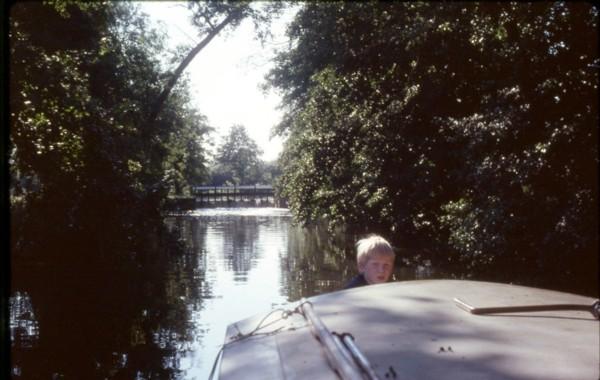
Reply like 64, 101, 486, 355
344, 235, 395, 289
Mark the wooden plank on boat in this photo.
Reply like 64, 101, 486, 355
218, 280, 599, 380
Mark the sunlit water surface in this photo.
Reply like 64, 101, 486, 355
11, 207, 429, 379
172, 208, 293, 379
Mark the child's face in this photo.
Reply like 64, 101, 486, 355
359, 253, 395, 285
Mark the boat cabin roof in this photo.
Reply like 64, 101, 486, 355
219, 280, 599, 380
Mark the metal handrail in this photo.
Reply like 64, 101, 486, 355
454, 298, 600, 320
300, 300, 369, 380
338, 333, 380, 380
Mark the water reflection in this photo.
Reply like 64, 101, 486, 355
10, 292, 39, 349
11, 211, 200, 379
282, 223, 355, 298
162, 208, 433, 379
164, 208, 293, 379
281, 224, 435, 299
11, 207, 436, 379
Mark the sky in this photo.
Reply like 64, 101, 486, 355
137, 2, 297, 162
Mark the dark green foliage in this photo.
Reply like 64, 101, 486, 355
211, 124, 263, 185
149, 1, 286, 124
9, 2, 214, 378
10, 1, 210, 215
187, 1, 285, 41
268, 2, 598, 294
261, 159, 282, 185
161, 81, 213, 196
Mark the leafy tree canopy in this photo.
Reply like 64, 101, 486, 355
212, 124, 263, 185
267, 2, 599, 294
149, 1, 286, 123
9, 1, 222, 378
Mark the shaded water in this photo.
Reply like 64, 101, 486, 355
10, 207, 431, 379
161, 208, 428, 379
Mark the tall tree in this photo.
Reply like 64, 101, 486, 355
148, 1, 285, 124
267, 2, 599, 294
213, 124, 263, 185
9, 2, 215, 378
161, 78, 213, 195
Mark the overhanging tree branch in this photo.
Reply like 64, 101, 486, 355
148, 9, 242, 124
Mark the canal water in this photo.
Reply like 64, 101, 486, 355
10, 207, 432, 379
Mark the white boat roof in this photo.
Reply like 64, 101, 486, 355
218, 280, 599, 380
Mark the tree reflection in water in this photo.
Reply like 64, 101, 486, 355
281, 224, 434, 300
11, 210, 204, 379
11, 207, 437, 379
162, 208, 293, 379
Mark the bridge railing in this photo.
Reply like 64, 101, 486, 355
192, 185, 274, 195
167, 185, 286, 209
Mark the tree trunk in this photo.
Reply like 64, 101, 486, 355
148, 10, 242, 124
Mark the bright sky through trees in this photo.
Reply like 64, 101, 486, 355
138, 2, 296, 162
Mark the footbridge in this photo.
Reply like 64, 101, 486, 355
192, 185, 275, 203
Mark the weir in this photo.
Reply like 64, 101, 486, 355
166, 185, 284, 210
193, 185, 274, 203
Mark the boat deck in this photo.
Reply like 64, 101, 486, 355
219, 280, 599, 379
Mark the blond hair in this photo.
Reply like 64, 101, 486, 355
356, 234, 394, 267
